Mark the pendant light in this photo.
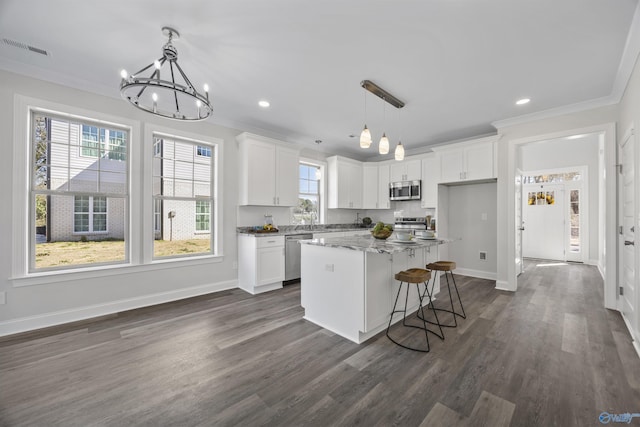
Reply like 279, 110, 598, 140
394, 107, 405, 161
379, 98, 389, 155
360, 90, 372, 148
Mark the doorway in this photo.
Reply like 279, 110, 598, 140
521, 169, 586, 263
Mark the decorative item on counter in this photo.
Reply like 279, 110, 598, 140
425, 215, 432, 227
430, 218, 436, 231
371, 221, 393, 240
362, 217, 372, 226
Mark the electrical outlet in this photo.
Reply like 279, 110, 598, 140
0, 291, 6, 305
479, 251, 487, 261
325, 264, 334, 272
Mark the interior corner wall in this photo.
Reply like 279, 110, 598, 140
0, 69, 243, 334
446, 182, 497, 279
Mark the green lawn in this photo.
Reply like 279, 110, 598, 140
35, 239, 210, 268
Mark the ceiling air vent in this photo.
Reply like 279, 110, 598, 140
2, 38, 49, 56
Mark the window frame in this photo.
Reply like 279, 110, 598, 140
11, 96, 225, 287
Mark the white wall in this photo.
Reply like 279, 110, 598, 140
445, 182, 497, 279
518, 135, 600, 262
0, 69, 242, 334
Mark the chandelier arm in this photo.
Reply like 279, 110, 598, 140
169, 60, 180, 113
173, 60, 197, 93
132, 56, 164, 78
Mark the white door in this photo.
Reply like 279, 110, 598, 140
523, 183, 565, 261
618, 129, 637, 336
515, 172, 524, 275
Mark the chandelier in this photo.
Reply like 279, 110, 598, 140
359, 80, 405, 159
120, 27, 212, 121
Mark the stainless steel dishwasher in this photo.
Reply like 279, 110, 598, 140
285, 233, 313, 281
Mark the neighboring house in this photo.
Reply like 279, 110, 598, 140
44, 118, 211, 242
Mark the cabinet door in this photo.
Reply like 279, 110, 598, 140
389, 163, 405, 182
349, 162, 363, 209
440, 149, 464, 183
337, 161, 352, 208
421, 155, 439, 208
257, 246, 285, 285
275, 147, 299, 206
405, 159, 422, 181
362, 165, 379, 209
464, 142, 494, 180
378, 164, 390, 209
244, 141, 276, 205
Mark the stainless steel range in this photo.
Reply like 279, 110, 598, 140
394, 217, 429, 232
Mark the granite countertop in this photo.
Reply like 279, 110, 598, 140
237, 224, 372, 237
299, 235, 453, 254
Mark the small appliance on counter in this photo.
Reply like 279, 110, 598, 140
389, 180, 421, 201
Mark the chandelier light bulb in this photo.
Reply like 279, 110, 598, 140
360, 125, 372, 148
203, 84, 209, 93
394, 141, 405, 161
154, 60, 161, 70
120, 69, 128, 79
196, 100, 202, 107
379, 133, 389, 155
152, 93, 158, 102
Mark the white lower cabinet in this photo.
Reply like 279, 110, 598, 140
238, 235, 285, 294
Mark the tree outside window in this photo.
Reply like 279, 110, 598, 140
293, 163, 320, 225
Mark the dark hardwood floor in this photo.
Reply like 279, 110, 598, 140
1, 260, 639, 426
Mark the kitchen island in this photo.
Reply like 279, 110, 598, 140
300, 235, 453, 344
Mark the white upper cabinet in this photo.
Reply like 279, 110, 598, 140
421, 154, 440, 208
434, 137, 497, 183
362, 164, 378, 209
390, 159, 421, 182
377, 164, 391, 209
362, 163, 390, 209
328, 156, 363, 209
237, 132, 299, 206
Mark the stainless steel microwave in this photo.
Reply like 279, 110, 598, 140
389, 180, 421, 201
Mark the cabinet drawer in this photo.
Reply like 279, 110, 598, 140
256, 236, 284, 248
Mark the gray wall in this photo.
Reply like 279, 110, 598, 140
446, 182, 498, 277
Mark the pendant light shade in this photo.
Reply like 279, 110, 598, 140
394, 141, 405, 161
360, 125, 372, 148
379, 133, 389, 155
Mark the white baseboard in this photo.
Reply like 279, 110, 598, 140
621, 314, 640, 360
453, 268, 497, 281
495, 280, 515, 292
0, 279, 238, 338
586, 259, 598, 266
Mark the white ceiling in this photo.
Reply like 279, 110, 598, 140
1, 0, 638, 160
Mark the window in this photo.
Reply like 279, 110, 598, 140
154, 198, 162, 234
80, 125, 127, 161
74, 196, 107, 233
30, 113, 128, 271
569, 189, 580, 253
153, 134, 214, 258
196, 145, 211, 157
292, 163, 320, 225
195, 200, 210, 231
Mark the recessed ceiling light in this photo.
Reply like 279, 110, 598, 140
515, 98, 530, 105
258, 100, 270, 108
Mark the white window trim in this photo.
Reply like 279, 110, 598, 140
11, 96, 225, 286
144, 125, 223, 264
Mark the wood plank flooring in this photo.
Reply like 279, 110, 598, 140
1, 260, 639, 426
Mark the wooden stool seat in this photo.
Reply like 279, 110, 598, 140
395, 268, 431, 284
426, 261, 456, 271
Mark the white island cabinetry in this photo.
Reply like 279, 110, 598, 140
300, 237, 447, 343
238, 234, 285, 294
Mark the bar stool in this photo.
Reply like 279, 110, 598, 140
386, 268, 444, 352
419, 261, 466, 328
